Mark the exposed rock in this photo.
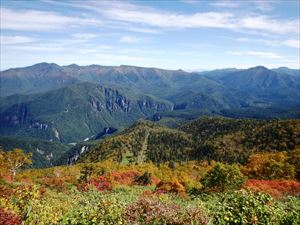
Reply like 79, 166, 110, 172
29, 121, 48, 130
95, 127, 117, 139
53, 128, 60, 141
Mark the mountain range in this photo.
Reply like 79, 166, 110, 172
0, 63, 299, 167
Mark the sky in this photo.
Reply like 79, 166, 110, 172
1, 0, 299, 70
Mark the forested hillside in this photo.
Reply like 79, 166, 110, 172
78, 117, 300, 165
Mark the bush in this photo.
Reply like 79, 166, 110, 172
212, 190, 277, 224
134, 171, 152, 185
276, 197, 300, 225
61, 195, 125, 224
78, 175, 112, 192
201, 163, 247, 192
245, 179, 300, 199
78, 165, 95, 183
156, 178, 186, 195
123, 197, 209, 225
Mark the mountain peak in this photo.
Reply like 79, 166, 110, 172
249, 65, 269, 71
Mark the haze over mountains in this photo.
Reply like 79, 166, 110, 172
0, 63, 299, 166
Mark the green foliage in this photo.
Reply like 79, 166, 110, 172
78, 165, 95, 183
60, 193, 125, 225
201, 163, 247, 192
212, 191, 278, 225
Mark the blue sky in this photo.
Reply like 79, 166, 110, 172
1, 0, 299, 70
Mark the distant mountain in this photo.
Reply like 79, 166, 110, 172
212, 66, 300, 105
272, 67, 300, 76
76, 117, 300, 165
1, 63, 216, 97
0, 82, 172, 143
0, 63, 80, 97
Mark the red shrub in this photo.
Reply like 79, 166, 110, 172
111, 170, 139, 185
245, 179, 300, 198
0, 207, 21, 225
0, 185, 15, 198
90, 176, 112, 191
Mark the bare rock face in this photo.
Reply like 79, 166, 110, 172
89, 96, 103, 112
104, 88, 130, 113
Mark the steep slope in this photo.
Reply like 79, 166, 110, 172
0, 82, 173, 143
77, 117, 300, 165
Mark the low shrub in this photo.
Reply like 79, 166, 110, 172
212, 190, 278, 224
123, 197, 209, 225
156, 178, 186, 195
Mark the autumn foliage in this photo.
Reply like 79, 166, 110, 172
245, 179, 300, 199
0, 208, 21, 225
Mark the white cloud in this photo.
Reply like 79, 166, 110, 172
228, 51, 283, 59
0, 7, 100, 31
126, 26, 161, 34
102, 7, 236, 29
236, 37, 300, 49
81, 1, 298, 34
283, 39, 300, 49
120, 35, 141, 43
4, 45, 63, 52
211, 1, 240, 8
71, 33, 97, 39
252, 0, 277, 12
10, 1, 298, 36
0, 35, 35, 44
240, 16, 299, 34
211, 0, 277, 12
180, 0, 200, 5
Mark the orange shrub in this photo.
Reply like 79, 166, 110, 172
155, 178, 186, 195
38, 177, 68, 192
111, 170, 139, 185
